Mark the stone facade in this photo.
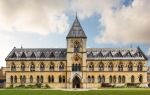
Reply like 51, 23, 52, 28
5, 15, 148, 88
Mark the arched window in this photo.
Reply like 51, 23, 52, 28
30, 63, 35, 72
37, 76, 40, 84
113, 76, 116, 83
122, 75, 126, 83
48, 75, 51, 83
109, 76, 112, 83
108, 63, 113, 71
131, 75, 134, 83
118, 63, 123, 71
20, 76, 23, 85
59, 62, 64, 71
87, 76, 91, 83
98, 75, 101, 83
99, 62, 104, 71
77, 64, 81, 71
10, 76, 13, 84
137, 63, 143, 71
118, 75, 121, 83
72, 64, 75, 71
14, 75, 17, 83
23, 75, 26, 83
128, 62, 133, 71
30, 75, 33, 83
41, 75, 44, 83
139, 75, 143, 83
74, 41, 80, 53
91, 76, 95, 83
40, 63, 45, 71
11, 63, 16, 71
102, 75, 105, 83
52, 75, 54, 83
59, 75, 62, 83
63, 76, 65, 83
21, 63, 25, 71
49, 63, 54, 71
89, 63, 94, 71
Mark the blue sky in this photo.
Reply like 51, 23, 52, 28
0, 0, 150, 67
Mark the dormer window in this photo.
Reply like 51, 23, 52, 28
11, 53, 17, 58
40, 52, 45, 58
21, 52, 26, 58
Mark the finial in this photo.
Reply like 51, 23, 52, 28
76, 11, 78, 18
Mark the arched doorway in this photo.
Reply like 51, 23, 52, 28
72, 76, 81, 88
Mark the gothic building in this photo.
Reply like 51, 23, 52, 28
5, 15, 148, 88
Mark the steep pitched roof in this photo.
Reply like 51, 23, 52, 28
67, 15, 87, 38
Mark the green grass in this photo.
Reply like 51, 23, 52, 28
0, 89, 150, 95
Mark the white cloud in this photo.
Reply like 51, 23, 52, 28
95, 0, 150, 44
0, 0, 69, 35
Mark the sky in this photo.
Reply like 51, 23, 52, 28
0, 0, 150, 67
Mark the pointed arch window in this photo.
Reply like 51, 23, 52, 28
49, 63, 54, 71
113, 76, 116, 83
30, 63, 35, 72
118, 63, 123, 71
14, 76, 17, 83
89, 63, 94, 71
137, 63, 143, 71
30, 75, 33, 83
21, 63, 25, 71
118, 76, 121, 83
87, 76, 91, 83
10, 76, 13, 84
99, 62, 104, 71
59, 62, 64, 71
128, 62, 133, 71
41, 75, 44, 83
109, 76, 112, 83
131, 75, 135, 83
11, 63, 16, 71
91, 76, 95, 83
122, 76, 126, 83
40, 62, 45, 71
108, 63, 113, 71
139, 75, 143, 83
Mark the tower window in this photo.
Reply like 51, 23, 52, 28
74, 41, 80, 53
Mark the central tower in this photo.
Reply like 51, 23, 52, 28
66, 15, 87, 88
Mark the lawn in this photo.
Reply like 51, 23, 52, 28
0, 89, 150, 95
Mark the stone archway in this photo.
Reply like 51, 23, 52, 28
72, 76, 81, 88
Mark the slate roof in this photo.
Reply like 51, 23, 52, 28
6, 48, 67, 61
6, 47, 147, 61
66, 15, 87, 38
87, 47, 147, 60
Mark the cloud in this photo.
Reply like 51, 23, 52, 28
95, 0, 150, 44
0, 0, 69, 35
148, 48, 150, 59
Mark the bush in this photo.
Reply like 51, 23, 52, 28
101, 83, 112, 87
45, 84, 50, 88
35, 83, 42, 88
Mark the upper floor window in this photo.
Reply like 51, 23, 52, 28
11, 63, 16, 71
40, 63, 45, 71
74, 41, 80, 53
21, 63, 25, 71
137, 63, 143, 71
89, 63, 94, 71
49, 63, 54, 71
59, 62, 64, 71
30, 63, 35, 72
99, 62, 104, 71
108, 63, 113, 71
118, 63, 123, 71
128, 62, 133, 71
72, 63, 81, 72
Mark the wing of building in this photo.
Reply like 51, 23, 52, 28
5, 15, 148, 88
